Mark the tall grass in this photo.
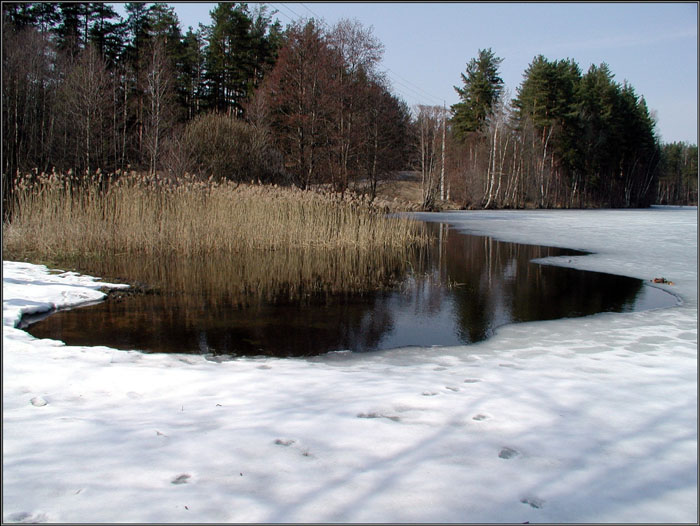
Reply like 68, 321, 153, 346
3, 171, 426, 262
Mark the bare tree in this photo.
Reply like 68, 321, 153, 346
2, 26, 58, 176
328, 18, 384, 192
414, 105, 445, 210
56, 44, 111, 175
259, 20, 340, 189
143, 38, 175, 175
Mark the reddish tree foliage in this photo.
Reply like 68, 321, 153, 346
258, 20, 341, 189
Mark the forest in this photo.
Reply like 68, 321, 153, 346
2, 2, 697, 215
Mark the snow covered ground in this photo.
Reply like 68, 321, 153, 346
3, 208, 697, 523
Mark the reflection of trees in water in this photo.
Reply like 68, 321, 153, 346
32, 246, 417, 356
437, 225, 643, 341
29, 223, 648, 357
82, 246, 415, 306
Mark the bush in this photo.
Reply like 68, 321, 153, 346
182, 112, 286, 184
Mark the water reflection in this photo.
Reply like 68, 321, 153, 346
26, 223, 676, 357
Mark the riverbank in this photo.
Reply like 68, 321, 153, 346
3, 208, 697, 523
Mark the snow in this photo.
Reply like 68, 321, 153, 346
3, 208, 697, 523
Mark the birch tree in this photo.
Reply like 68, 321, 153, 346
144, 38, 175, 175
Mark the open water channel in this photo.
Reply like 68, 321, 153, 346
25, 222, 677, 357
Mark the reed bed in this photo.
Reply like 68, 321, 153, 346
3, 171, 426, 262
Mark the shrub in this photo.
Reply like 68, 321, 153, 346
182, 112, 286, 184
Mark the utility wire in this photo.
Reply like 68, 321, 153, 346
298, 2, 321, 19
384, 66, 445, 105
384, 71, 444, 106
265, 3, 446, 108
274, 2, 305, 21
266, 3, 295, 23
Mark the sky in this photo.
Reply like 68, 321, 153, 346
113, 2, 698, 145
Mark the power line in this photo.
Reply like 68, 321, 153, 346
273, 2, 305, 21
264, 4, 445, 108
298, 3, 321, 19
384, 66, 445, 105
265, 3, 295, 23
384, 70, 444, 106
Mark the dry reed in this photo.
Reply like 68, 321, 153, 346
3, 171, 426, 262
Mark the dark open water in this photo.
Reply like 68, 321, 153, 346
25, 222, 677, 357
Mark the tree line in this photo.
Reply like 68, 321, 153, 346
2, 3, 410, 197
437, 49, 697, 208
2, 2, 696, 213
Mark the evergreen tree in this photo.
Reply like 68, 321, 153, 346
29, 3, 61, 34
56, 2, 85, 57
88, 2, 124, 66
513, 55, 581, 182
575, 63, 618, 194
147, 2, 182, 54
2, 3, 35, 31
204, 2, 254, 116
121, 2, 154, 165
451, 48, 504, 139
514, 55, 580, 131
180, 26, 207, 120
248, 5, 283, 90
123, 2, 151, 65
658, 142, 698, 205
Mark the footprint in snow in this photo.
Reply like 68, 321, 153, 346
520, 496, 545, 509
30, 397, 48, 407
472, 414, 489, 421
274, 438, 312, 457
463, 378, 481, 383
498, 447, 520, 459
171, 474, 191, 485
445, 386, 460, 392
6, 511, 48, 523
357, 412, 400, 422
422, 391, 438, 396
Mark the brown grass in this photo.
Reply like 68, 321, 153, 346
3, 171, 426, 262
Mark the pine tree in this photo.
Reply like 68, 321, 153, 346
2, 3, 35, 31
204, 2, 254, 116
56, 2, 84, 57
180, 26, 207, 120
89, 2, 124, 67
514, 55, 580, 132
29, 3, 61, 34
147, 3, 182, 55
248, 4, 283, 90
123, 2, 151, 65
451, 48, 504, 139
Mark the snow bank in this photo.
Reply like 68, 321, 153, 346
3, 209, 697, 523
2, 262, 129, 330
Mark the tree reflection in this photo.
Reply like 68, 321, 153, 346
28, 223, 668, 357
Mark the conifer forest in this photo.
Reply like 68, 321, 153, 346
2, 2, 697, 215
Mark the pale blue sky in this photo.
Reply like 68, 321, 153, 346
114, 2, 698, 144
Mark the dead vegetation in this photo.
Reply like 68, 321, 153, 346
3, 170, 427, 263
